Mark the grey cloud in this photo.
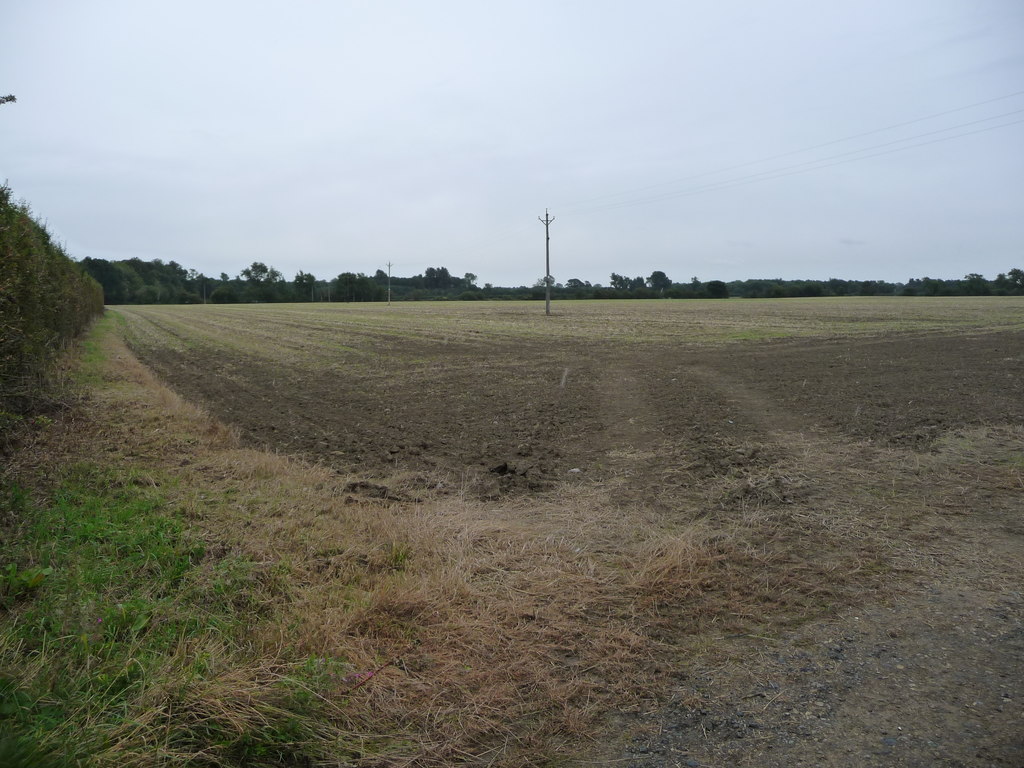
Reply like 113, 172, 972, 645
1, 0, 1022, 285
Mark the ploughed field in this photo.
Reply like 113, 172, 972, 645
113, 298, 1024, 766
118, 298, 1024, 501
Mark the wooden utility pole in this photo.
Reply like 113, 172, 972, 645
538, 209, 554, 316
386, 261, 393, 305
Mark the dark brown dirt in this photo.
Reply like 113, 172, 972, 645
128, 330, 1023, 499
697, 332, 1024, 447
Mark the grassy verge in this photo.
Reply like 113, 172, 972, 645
0, 318, 355, 767
0, 469, 355, 766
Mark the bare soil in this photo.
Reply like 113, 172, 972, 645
131, 330, 1023, 496
123, 320, 1024, 766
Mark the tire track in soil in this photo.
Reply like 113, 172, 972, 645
619, 529, 1024, 768
573, 348, 1024, 767
610, 367, 1024, 766
680, 365, 812, 437
591, 357, 665, 484
583, 353, 827, 512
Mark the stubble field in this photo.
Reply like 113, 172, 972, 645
111, 297, 1024, 766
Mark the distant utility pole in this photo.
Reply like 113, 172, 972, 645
386, 261, 393, 306
538, 208, 554, 316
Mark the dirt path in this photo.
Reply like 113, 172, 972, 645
681, 364, 810, 436
564, 350, 1022, 765
619, 587, 1022, 766
613, 358, 1024, 767
619, 554, 1024, 767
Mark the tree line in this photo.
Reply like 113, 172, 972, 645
77, 256, 1024, 305
78, 258, 487, 304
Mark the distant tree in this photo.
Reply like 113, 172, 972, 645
240, 261, 284, 301
79, 255, 201, 303
423, 266, 452, 289
333, 272, 382, 302
705, 280, 729, 299
609, 273, 630, 290
962, 273, 990, 295
241, 261, 280, 284
726, 280, 752, 298
293, 270, 317, 301
827, 277, 852, 296
795, 281, 824, 297
1007, 267, 1024, 294
167, 260, 188, 280
80, 257, 130, 303
858, 280, 879, 296
210, 284, 239, 303
463, 272, 478, 288
335, 272, 358, 301
646, 270, 671, 293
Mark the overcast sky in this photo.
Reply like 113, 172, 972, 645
3, 1, 1023, 286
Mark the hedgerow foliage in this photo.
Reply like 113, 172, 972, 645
0, 184, 104, 423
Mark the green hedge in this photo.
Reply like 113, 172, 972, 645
0, 185, 104, 421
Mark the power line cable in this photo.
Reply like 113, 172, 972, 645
576, 116, 1024, 215
557, 89, 1024, 213
398, 91, 1024, 274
